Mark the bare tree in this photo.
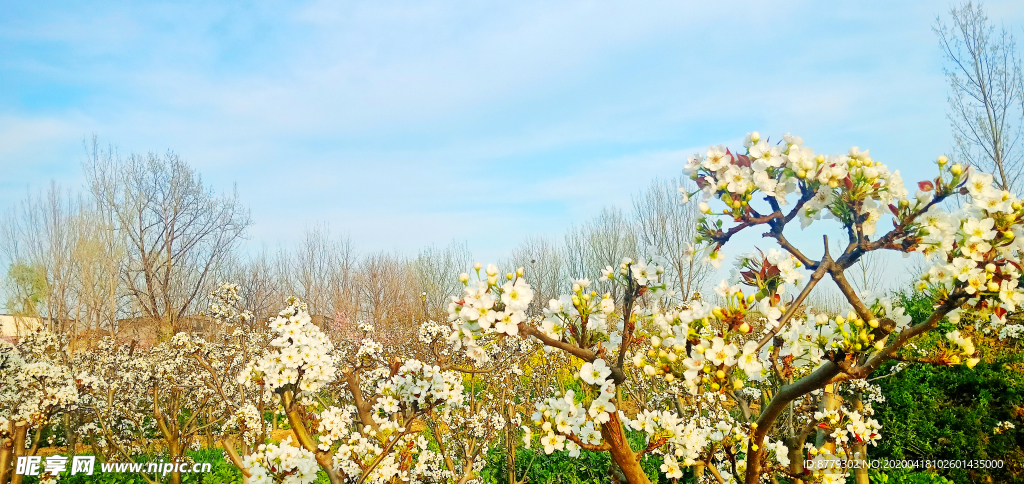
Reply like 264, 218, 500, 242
222, 247, 282, 324
633, 176, 710, 301
563, 207, 639, 301
504, 236, 563, 317
936, 1, 1024, 190
327, 237, 358, 329
72, 201, 127, 341
84, 141, 252, 340
293, 225, 342, 322
413, 241, 472, 321
356, 252, 419, 340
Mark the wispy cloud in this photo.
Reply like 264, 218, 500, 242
2, 0, 1023, 260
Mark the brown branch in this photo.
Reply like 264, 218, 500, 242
638, 436, 668, 456
564, 432, 613, 452
695, 460, 727, 484
520, 323, 597, 362
842, 295, 965, 380
220, 435, 253, 479
757, 237, 832, 351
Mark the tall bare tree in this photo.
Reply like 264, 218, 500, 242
71, 201, 126, 341
504, 236, 563, 317
936, 1, 1024, 190
356, 252, 418, 338
413, 241, 472, 321
220, 247, 282, 324
84, 141, 251, 340
564, 207, 639, 302
633, 176, 709, 301
292, 225, 346, 322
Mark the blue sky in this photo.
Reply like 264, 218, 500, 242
2, 0, 1023, 265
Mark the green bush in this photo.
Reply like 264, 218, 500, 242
870, 468, 956, 484
869, 292, 1024, 483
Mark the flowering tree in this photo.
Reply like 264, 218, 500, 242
0, 329, 97, 484
446, 132, 1024, 484
4, 131, 1022, 484
236, 299, 468, 484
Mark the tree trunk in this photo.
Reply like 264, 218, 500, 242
221, 437, 251, 484
784, 435, 805, 484
0, 429, 14, 484
851, 395, 869, 484
64, 413, 78, 456
9, 424, 27, 484
169, 441, 182, 484
600, 412, 651, 484
814, 385, 838, 449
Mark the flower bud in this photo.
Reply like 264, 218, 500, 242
739, 322, 751, 334
988, 281, 1000, 292
665, 373, 675, 382
733, 379, 743, 390
667, 352, 677, 362
474, 262, 482, 271
695, 345, 706, 354
710, 382, 720, 391
951, 164, 963, 175
874, 340, 885, 351
937, 155, 948, 166
459, 273, 470, 284
517, 267, 525, 277
715, 370, 726, 379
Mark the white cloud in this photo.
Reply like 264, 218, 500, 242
2, 0, 1022, 261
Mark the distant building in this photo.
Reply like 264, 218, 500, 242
0, 314, 43, 343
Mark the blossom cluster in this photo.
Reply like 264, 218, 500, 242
204, 282, 254, 327
994, 421, 1016, 434
240, 301, 337, 394
685, 133, 907, 236
447, 264, 534, 363
224, 404, 267, 447
243, 440, 320, 484
916, 171, 1024, 330
540, 277, 622, 351
814, 408, 882, 447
